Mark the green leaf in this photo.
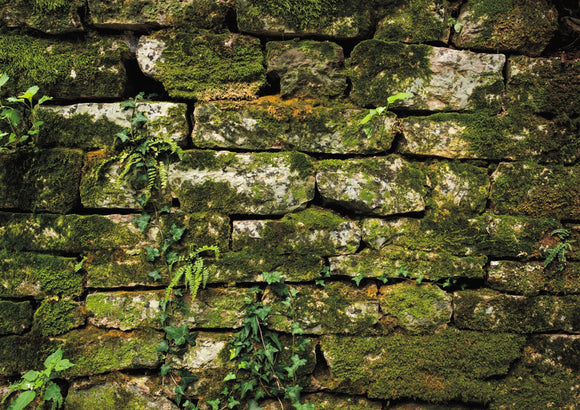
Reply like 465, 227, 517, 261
21, 370, 40, 382
145, 246, 160, 262
44, 348, 63, 369
159, 205, 171, 214
155, 340, 169, 353
248, 400, 262, 410
114, 130, 130, 143
166, 251, 179, 266
416, 273, 425, 285
18, 86, 39, 102
37, 96, 52, 105
227, 396, 240, 409
42, 382, 63, 408
387, 92, 412, 105
284, 354, 307, 378
148, 269, 161, 281
223, 372, 236, 382
164, 324, 189, 346
132, 112, 148, 126
240, 380, 256, 398
160, 364, 172, 376
207, 399, 220, 410
132, 213, 151, 232
120, 100, 135, 109
7, 390, 36, 410
262, 271, 281, 284
169, 224, 186, 242
2, 108, 21, 128
359, 112, 374, 125
0, 73, 8, 87
352, 273, 365, 286
54, 359, 74, 372
291, 322, 305, 336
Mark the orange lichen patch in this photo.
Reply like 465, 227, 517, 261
86, 149, 107, 161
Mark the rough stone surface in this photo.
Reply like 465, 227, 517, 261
453, 289, 580, 333
266, 40, 346, 98
235, 0, 374, 38
0, 300, 32, 335
348, 41, 505, 111
374, 0, 450, 43
264, 283, 379, 334
192, 97, 397, 154
0, 33, 129, 99
137, 30, 265, 101
37, 102, 188, 149
330, 247, 487, 281
0, 0, 83, 34
491, 162, 580, 219
317, 156, 427, 216
300, 393, 382, 410
379, 282, 452, 333
488, 260, 580, 296
0, 149, 83, 213
453, 0, 558, 56
320, 330, 525, 401
32, 298, 85, 336
87, 0, 229, 30
169, 150, 315, 215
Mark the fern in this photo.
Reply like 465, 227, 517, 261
543, 229, 574, 271
164, 245, 220, 302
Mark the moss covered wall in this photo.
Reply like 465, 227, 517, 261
0, 0, 578, 409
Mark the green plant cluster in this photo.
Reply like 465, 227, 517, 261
543, 229, 574, 271
359, 92, 411, 137
0, 74, 51, 152
2, 348, 74, 410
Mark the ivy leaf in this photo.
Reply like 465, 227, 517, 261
163, 324, 190, 346
240, 380, 256, 398
114, 130, 130, 143
291, 322, 305, 336
159, 205, 171, 214
148, 270, 161, 281
132, 213, 151, 232
284, 384, 303, 405
351, 273, 365, 286
207, 399, 220, 410
155, 340, 169, 353
284, 354, 307, 378
132, 111, 148, 126
227, 396, 240, 409
166, 251, 179, 266
145, 246, 160, 262
120, 100, 135, 109
169, 224, 186, 242
160, 364, 172, 376
223, 372, 236, 382
262, 271, 281, 284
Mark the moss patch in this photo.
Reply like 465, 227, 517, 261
33, 297, 84, 336
0, 300, 32, 335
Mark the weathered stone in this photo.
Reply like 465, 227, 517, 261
266, 40, 346, 98
62, 327, 162, 377
0, 300, 32, 335
320, 330, 525, 401
0, 212, 144, 252
192, 97, 397, 154
169, 150, 315, 215
137, 30, 265, 101
427, 161, 489, 214
379, 282, 452, 334
454, 289, 580, 333
32, 298, 85, 336
65, 377, 178, 410
235, 0, 374, 38
330, 247, 487, 281
491, 162, 580, 219
87, 0, 229, 30
317, 156, 427, 216
374, 0, 450, 43
0, 0, 83, 34
0, 333, 57, 376
506, 56, 580, 119
232, 208, 361, 257
37, 102, 189, 149
265, 283, 379, 335
488, 260, 580, 296
0, 149, 83, 213
400, 113, 579, 163
86, 288, 250, 330
0, 33, 129, 99
494, 334, 580, 409
453, 0, 558, 56
348, 41, 505, 111
300, 393, 382, 410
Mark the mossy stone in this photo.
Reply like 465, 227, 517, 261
0, 33, 129, 99
0, 0, 83, 34
32, 297, 85, 336
0, 300, 32, 335
0, 333, 57, 376
0, 148, 83, 213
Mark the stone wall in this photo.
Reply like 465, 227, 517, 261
0, 0, 579, 409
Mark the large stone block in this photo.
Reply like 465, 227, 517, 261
32, 297, 85, 336
0, 300, 32, 335
87, 0, 229, 30
169, 150, 315, 215
491, 162, 580, 219
320, 330, 525, 401
348, 41, 505, 111
374, 0, 450, 43
137, 30, 265, 101
192, 97, 397, 154
266, 40, 346, 98
453, 0, 558, 56
454, 289, 580, 333
0, 33, 129, 99
37, 102, 188, 150
0, 0, 83, 34
0, 149, 83, 213
316, 156, 427, 216
235, 0, 375, 38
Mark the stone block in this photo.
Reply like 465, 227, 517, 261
137, 30, 265, 101
266, 40, 346, 98
0, 300, 32, 335
348, 41, 504, 111
316, 156, 427, 216
192, 97, 397, 154
453, 0, 558, 56
491, 162, 580, 219
0, 0, 83, 34
0, 33, 129, 99
453, 289, 580, 333
0, 149, 83, 213
169, 150, 315, 215
32, 297, 85, 336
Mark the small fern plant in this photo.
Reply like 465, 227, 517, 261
163, 244, 220, 304
95, 92, 183, 206
543, 228, 574, 271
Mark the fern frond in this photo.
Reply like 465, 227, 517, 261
94, 156, 118, 180
159, 160, 169, 190
164, 266, 184, 302
147, 164, 157, 193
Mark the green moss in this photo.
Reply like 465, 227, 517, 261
321, 330, 525, 402
0, 249, 82, 297
0, 300, 32, 335
30, 0, 68, 11
347, 40, 432, 108
0, 33, 129, 98
152, 30, 265, 100
0, 333, 56, 376
65, 382, 163, 410
33, 297, 84, 336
